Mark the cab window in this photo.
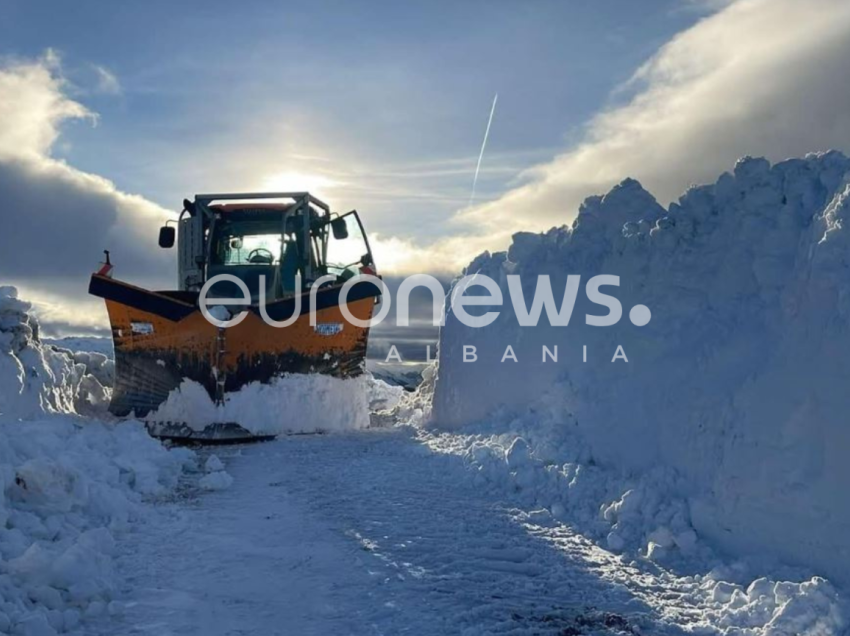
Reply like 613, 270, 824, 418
324, 212, 369, 276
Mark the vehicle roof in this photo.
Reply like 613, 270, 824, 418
210, 203, 298, 213
195, 192, 330, 214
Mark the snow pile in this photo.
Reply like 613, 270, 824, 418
0, 417, 193, 634
0, 287, 110, 418
150, 374, 373, 435
431, 152, 850, 588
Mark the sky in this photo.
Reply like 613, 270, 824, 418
1, 0, 850, 338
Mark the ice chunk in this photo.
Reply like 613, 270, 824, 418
204, 454, 225, 473
199, 471, 234, 491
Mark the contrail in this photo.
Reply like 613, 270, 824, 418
469, 93, 498, 207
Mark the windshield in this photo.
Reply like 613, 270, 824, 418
207, 209, 373, 292
217, 234, 282, 265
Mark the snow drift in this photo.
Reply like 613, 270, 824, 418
432, 151, 850, 587
0, 287, 194, 634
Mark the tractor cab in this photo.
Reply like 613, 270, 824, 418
160, 192, 376, 303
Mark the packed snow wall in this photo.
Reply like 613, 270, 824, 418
432, 151, 850, 585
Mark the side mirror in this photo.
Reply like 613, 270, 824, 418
158, 226, 175, 248
360, 253, 373, 267
331, 217, 349, 240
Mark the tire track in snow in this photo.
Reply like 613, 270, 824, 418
241, 429, 682, 635
106, 428, 688, 635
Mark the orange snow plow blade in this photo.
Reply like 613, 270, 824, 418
90, 275, 379, 413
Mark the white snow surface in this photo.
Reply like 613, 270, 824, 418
104, 429, 848, 636
432, 152, 850, 589
0, 281, 846, 634
0, 418, 193, 635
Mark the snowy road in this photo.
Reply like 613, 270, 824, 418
103, 429, 717, 635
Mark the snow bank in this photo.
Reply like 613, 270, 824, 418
0, 287, 110, 418
0, 288, 194, 634
431, 152, 850, 588
150, 374, 373, 435
0, 417, 193, 634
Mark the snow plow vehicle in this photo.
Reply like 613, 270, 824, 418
89, 192, 381, 442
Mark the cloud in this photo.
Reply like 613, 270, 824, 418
0, 55, 172, 333
369, 234, 464, 276
369, 231, 514, 277
92, 65, 121, 95
0, 53, 93, 160
457, 0, 850, 239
